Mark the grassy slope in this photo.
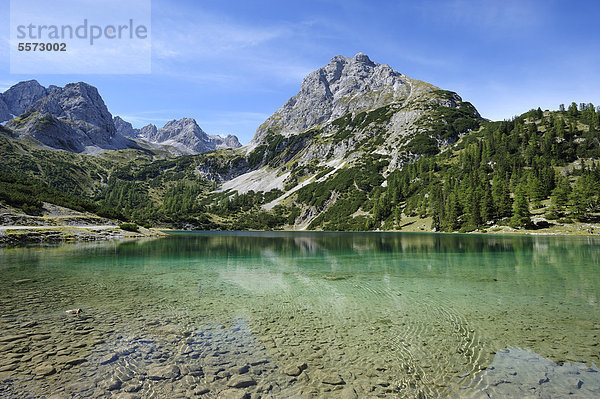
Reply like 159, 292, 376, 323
1, 102, 598, 235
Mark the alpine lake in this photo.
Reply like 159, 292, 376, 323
1, 231, 599, 398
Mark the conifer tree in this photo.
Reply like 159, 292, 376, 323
492, 174, 512, 218
480, 185, 495, 224
394, 206, 402, 228
551, 175, 571, 211
510, 183, 531, 228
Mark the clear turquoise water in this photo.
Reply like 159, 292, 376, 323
0, 232, 599, 398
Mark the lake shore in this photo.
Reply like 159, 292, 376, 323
0, 225, 166, 245
2, 223, 599, 246
384, 214, 600, 237
0, 202, 167, 245
2, 219, 599, 247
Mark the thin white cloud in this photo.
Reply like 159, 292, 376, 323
113, 110, 183, 128
152, 53, 313, 89
151, 7, 289, 61
198, 111, 271, 127
0, 81, 19, 92
115, 114, 171, 127
396, 53, 449, 69
148, 4, 325, 88
417, 0, 543, 34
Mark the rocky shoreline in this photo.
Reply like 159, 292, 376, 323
0, 203, 165, 246
0, 225, 166, 246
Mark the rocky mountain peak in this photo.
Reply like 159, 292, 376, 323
353, 52, 374, 65
0, 79, 49, 121
250, 52, 420, 146
32, 81, 117, 141
142, 118, 241, 154
209, 134, 242, 150
5, 81, 133, 152
139, 123, 157, 138
114, 116, 139, 138
150, 118, 203, 143
2, 80, 239, 155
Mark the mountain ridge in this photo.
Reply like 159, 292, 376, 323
0, 53, 598, 235
0, 80, 49, 122
1, 81, 241, 155
113, 116, 242, 154
249, 53, 478, 148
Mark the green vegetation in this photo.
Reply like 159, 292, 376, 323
420, 103, 600, 231
331, 104, 395, 143
119, 223, 139, 232
296, 155, 388, 230
247, 130, 317, 169
0, 101, 598, 233
292, 102, 599, 232
0, 125, 14, 136
0, 170, 117, 217
405, 134, 440, 155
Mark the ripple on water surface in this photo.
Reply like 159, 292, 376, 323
0, 232, 599, 398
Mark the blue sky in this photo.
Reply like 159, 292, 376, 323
1, 0, 599, 144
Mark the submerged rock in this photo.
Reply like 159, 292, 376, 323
147, 364, 180, 381
33, 364, 56, 376
315, 369, 345, 385
339, 387, 358, 399
227, 374, 256, 388
283, 362, 308, 376
217, 388, 249, 399
462, 347, 600, 398
0, 334, 27, 343
228, 364, 249, 375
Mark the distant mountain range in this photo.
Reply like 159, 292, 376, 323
114, 116, 241, 155
0, 81, 241, 154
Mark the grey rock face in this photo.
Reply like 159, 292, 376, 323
228, 52, 481, 214
24, 117, 88, 153
114, 116, 140, 138
0, 98, 10, 123
209, 134, 242, 150
33, 82, 117, 146
1, 80, 49, 119
148, 118, 212, 154
148, 118, 201, 143
251, 53, 416, 145
6, 81, 138, 152
144, 118, 241, 154
3, 80, 242, 155
139, 123, 157, 139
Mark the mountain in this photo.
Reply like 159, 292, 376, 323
114, 116, 139, 138
206, 53, 481, 228
113, 116, 242, 153
139, 123, 158, 138
250, 53, 479, 148
0, 53, 598, 234
210, 134, 243, 150
137, 118, 241, 154
0, 99, 9, 123
0, 81, 241, 155
5, 82, 136, 153
0, 80, 49, 122
233, 53, 480, 202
